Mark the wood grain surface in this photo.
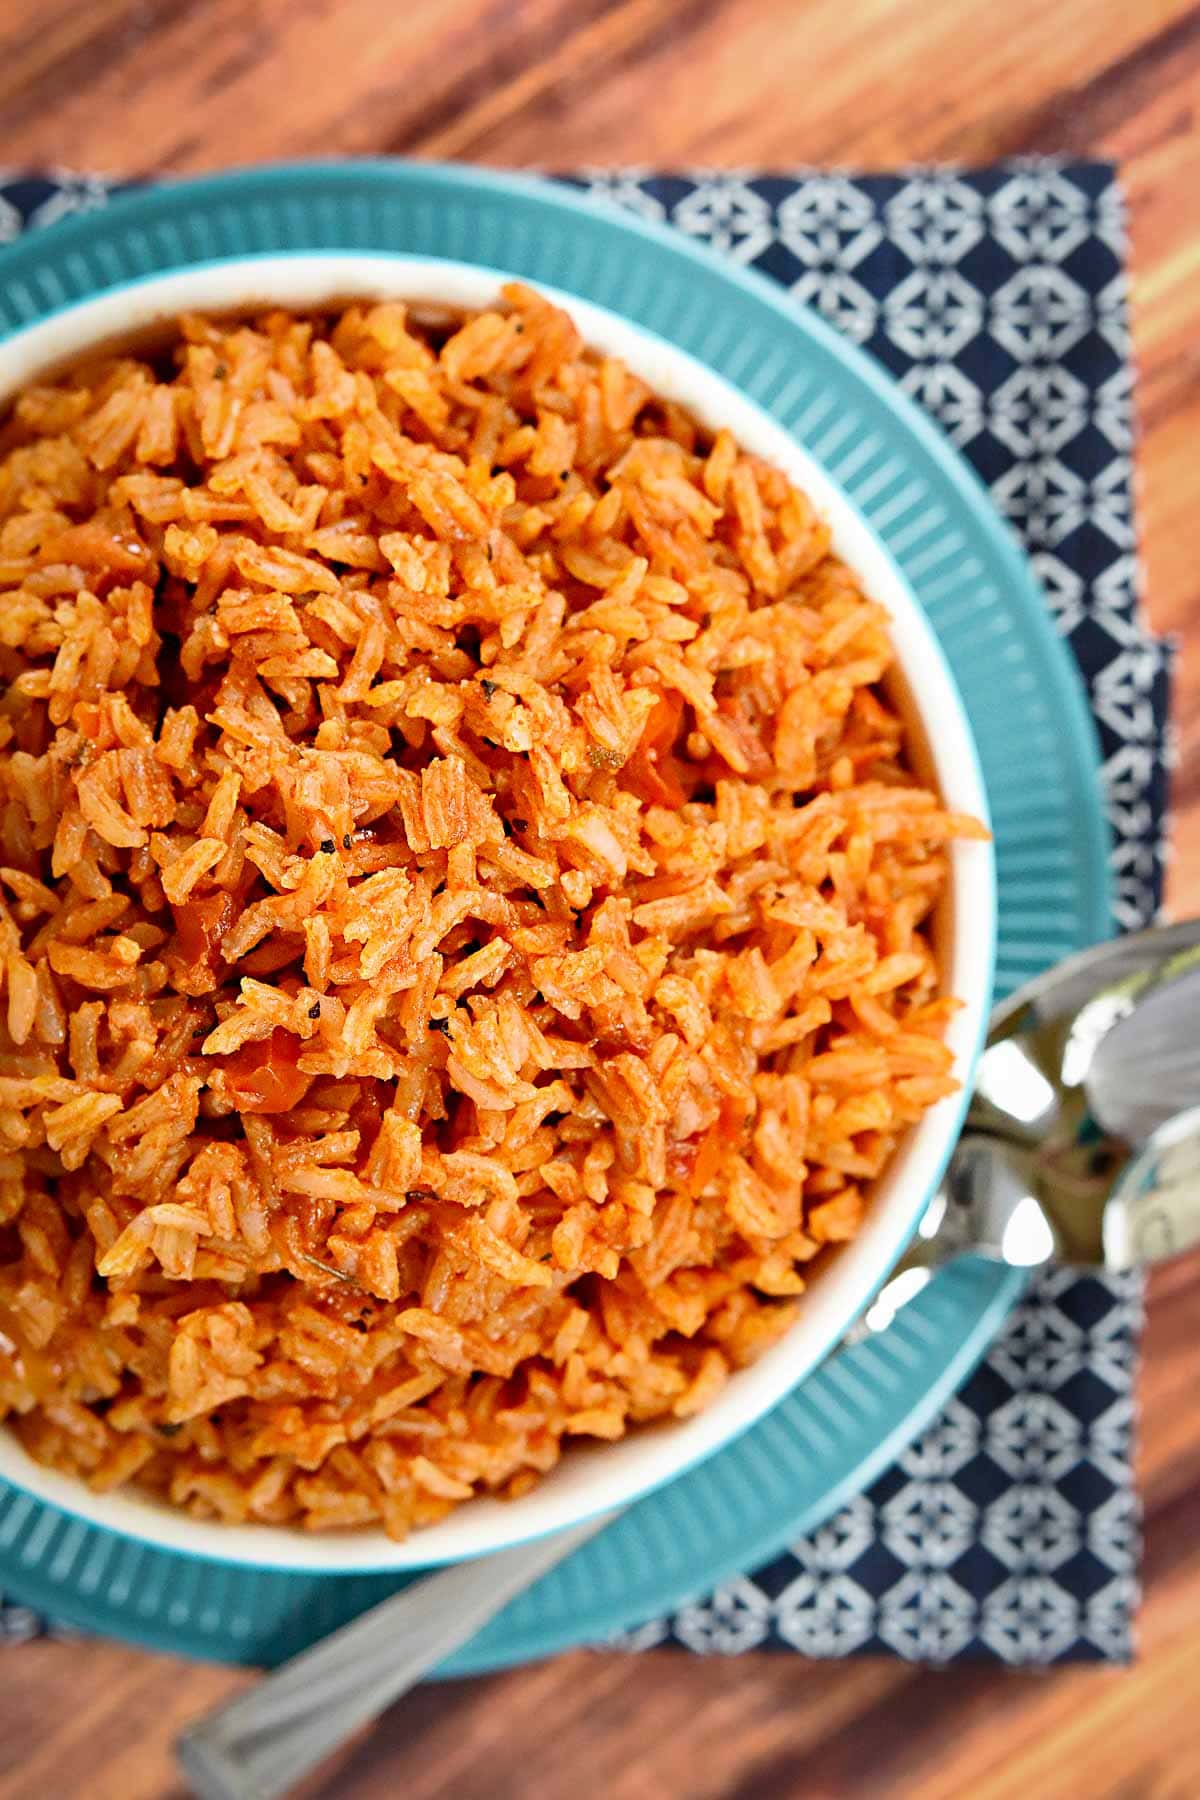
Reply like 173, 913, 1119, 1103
1, 3, 1198, 1796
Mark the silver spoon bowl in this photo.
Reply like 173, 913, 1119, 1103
850, 919, 1200, 1338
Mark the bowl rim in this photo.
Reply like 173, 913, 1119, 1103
0, 251, 996, 1571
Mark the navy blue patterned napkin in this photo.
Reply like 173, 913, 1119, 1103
0, 163, 1168, 1663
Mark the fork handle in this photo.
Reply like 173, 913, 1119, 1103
176, 1516, 608, 1800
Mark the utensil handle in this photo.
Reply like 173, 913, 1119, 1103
176, 1516, 608, 1800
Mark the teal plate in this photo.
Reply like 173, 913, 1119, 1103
0, 164, 1112, 1670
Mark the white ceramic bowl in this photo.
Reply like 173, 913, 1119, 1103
0, 255, 995, 1571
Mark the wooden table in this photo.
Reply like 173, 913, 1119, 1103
1, 3, 1199, 1795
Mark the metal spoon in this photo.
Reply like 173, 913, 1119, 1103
850, 918, 1200, 1338
178, 921, 1200, 1798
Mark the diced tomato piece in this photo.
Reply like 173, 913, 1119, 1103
686, 1119, 728, 1196
625, 691, 688, 808
172, 892, 236, 966
222, 1029, 313, 1114
671, 1096, 752, 1196
641, 692, 684, 759
625, 754, 688, 809
168, 891, 237, 996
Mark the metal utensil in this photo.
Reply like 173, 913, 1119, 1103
176, 1514, 610, 1800
851, 919, 1200, 1338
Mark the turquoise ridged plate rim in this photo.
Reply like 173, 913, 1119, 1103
0, 163, 1112, 1669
